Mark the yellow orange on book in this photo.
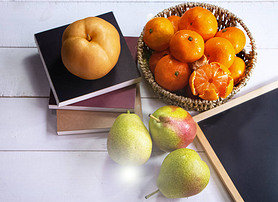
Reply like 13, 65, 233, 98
61, 17, 121, 80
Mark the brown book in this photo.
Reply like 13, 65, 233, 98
56, 84, 142, 135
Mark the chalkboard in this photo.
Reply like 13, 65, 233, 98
198, 87, 278, 201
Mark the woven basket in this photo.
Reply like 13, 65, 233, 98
137, 2, 257, 112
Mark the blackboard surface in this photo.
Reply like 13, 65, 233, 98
198, 88, 278, 201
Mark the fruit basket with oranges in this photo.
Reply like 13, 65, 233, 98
137, 2, 257, 111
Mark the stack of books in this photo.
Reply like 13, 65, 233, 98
34, 12, 142, 135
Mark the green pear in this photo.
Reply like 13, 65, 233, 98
107, 112, 152, 165
149, 105, 196, 152
146, 148, 210, 199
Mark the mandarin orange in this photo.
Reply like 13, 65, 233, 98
204, 37, 235, 68
148, 50, 169, 73
189, 62, 234, 100
154, 55, 191, 92
167, 15, 181, 33
143, 17, 174, 51
216, 27, 246, 54
179, 7, 218, 41
169, 30, 204, 63
229, 56, 246, 85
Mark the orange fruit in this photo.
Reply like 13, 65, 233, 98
169, 30, 204, 63
229, 56, 246, 85
179, 7, 218, 41
143, 17, 174, 51
189, 62, 234, 100
215, 27, 246, 54
204, 37, 235, 68
154, 55, 191, 92
167, 15, 180, 33
185, 85, 199, 99
148, 50, 169, 73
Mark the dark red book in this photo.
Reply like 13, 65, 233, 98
49, 85, 136, 112
56, 83, 142, 135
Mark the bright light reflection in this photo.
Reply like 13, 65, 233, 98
118, 165, 142, 185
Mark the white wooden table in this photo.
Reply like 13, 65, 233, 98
1, 1, 277, 201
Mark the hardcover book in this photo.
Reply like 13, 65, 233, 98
35, 12, 141, 107
56, 84, 142, 135
49, 85, 136, 112
48, 36, 139, 112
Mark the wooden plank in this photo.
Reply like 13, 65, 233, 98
0, 2, 277, 48
0, 97, 109, 150
0, 48, 50, 97
1, 0, 272, 2
0, 97, 203, 151
0, 151, 232, 202
0, 1, 276, 202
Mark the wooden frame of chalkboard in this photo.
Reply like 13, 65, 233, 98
194, 80, 278, 201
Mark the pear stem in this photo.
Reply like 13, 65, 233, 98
145, 189, 159, 199
149, 114, 160, 122
87, 34, 92, 41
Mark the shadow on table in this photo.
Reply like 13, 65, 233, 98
23, 53, 50, 97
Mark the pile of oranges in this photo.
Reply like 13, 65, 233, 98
143, 7, 246, 101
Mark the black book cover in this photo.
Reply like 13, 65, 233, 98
35, 12, 141, 107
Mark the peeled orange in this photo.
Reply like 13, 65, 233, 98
189, 62, 234, 101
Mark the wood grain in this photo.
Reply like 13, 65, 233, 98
0, 2, 277, 48
0, 1, 277, 201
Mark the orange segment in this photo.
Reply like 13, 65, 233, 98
189, 71, 197, 95
189, 62, 234, 101
199, 88, 219, 101
224, 76, 234, 98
